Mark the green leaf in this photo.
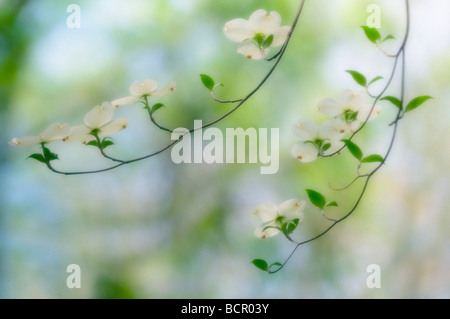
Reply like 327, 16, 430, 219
151, 103, 164, 114
282, 219, 299, 235
362, 154, 384, 163
101, 139, 114, 149
200, 74, 215, 91
368, 76, 383, 86
346, 70, 367, 87
42, 146, 58, 161
381, 35, 395, 43
380, 96, 402, 109
321, 143, 331, 152
28, 153, 46, 163
269, 262, 283, 272
263, 34, 274, 48
361, 26, 381, 44
252, 259, 269, 272
405, 96, 433, 113
326, 201, 338, 208
342, 139, 363, 161
344, 110, 358, 123
306, 189, 326, 210
254, 33, 265, 47
86, 140, 99, 147
262, 225, 279, 233
349, 111, 359, 122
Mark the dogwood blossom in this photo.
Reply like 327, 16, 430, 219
253, 199, 306, 238
291, 118, 347, 162
111, 79, 176, 108
317, 90, 381, 130
224, 9, 290, 60
9, 123, 70, 146
64, 102, 127, 144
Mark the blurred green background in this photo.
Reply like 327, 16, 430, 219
1, 0, 449, 298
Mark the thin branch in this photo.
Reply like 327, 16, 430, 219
270, 0, 410, 274
46, 0, 308, 175
210, 91, 243, 104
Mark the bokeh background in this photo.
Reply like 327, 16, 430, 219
1, 0, 449, 298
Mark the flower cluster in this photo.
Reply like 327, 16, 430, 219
291, 89, 380, 163
9, 78, 176, 148
253, 199, 306, 238
224, 9, 290, 60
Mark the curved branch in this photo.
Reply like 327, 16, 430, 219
269, 0, 411, 274
47, 0, 308, 175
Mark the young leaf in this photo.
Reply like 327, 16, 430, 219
42, 146, 58, 161
263, 34, 274, 49
252, 259, 269, 272
361, 26, 381, 44
269, 262, 283, 272
287, 219, 299, 233
381, 35, 395, 43
342, 139, 363, 161
321, 143, 331, 153
368, 76, 383, 86
200, 74, 215, 91
213, 83, 224, 90
362, 154, 384, 163
28, 153, 46, 163
306, 189, 326, 210
346, 70, 367, 87
282, 219, 299, 236
151, 103, 164, 114
326, 201, 338, 208
380, 96, 402, 109
86, 140, 99, 147
101, 139, 114, 149
254, 33, 265, 47
405, 96, 433, 113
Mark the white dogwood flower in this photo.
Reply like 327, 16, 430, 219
291, 118, 347, 162
111, 79, 176, 108
253, 199, 306, 238
317, 90, 381, 129
224, 9, 290, 60
9, 123, 70, 146
64, 102, 127, 144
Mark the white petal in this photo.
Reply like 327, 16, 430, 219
8, 136, 42, 146
271, 25, 290, 47
99, 118, 128, 136
111, 96, 141, 108
253, 202, 278, 223
291, 142, 319, 163
337, 89, 355, 110
254, 222, 280, 239
317, 98, 341, 117
150, 82, 176, 97
129, 79, 158, 96
318, 118, 347, 141
339, 90, 368, 112
63, 125, 92, 143
41, 123, 71, 142
278, 199, 306, 221
84, 102, 114, 128
236, 40, 268, 60
357, 103, 381, 122
292, 118, 318, 141
224, 18, 254, 42
350, 90, 369, 110
346, 120, 361, 132
249, 9, 281, 35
